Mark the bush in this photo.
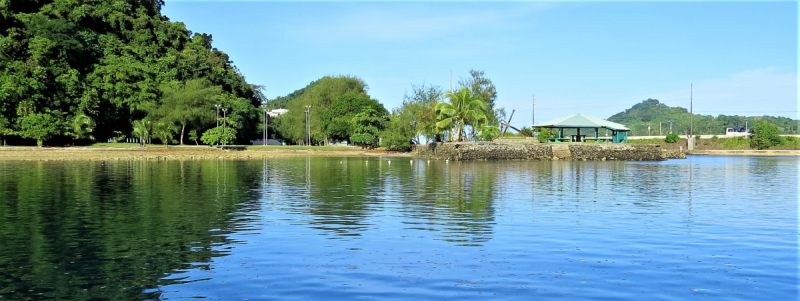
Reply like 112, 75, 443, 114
750, 123, 780, 149
534, 128, 553, 143
721, 136, 749, 149
520, 126, 534, 137
665, 133, 680, 143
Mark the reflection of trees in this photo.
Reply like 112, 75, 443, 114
269, 157, 384, 238
397, 161, 498, 246
0, 160, 260, 300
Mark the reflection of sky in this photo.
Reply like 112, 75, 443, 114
161, 156, 798, 300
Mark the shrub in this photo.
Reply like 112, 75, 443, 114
534, 128, 553, 143
665, 133, 680, 143
750, 124, 780, 149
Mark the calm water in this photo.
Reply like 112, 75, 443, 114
0, 156, 796, 300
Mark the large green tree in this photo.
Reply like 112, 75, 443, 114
152, 79, 221, 145
458, 70, 504, 127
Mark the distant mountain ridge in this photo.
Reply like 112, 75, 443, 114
607, 99, 799, 136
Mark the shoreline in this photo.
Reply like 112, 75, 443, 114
0, 147, 412, 161
688, 150, 800, 157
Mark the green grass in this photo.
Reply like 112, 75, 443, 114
626, 138, 668, 144
86, 142, 170, 148
720, 137, 750, 149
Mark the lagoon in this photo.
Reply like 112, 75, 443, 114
0, 156, 796, 300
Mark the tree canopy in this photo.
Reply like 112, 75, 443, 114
0, 0, 262, 146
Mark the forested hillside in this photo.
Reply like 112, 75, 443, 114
608, 99, 799, 136
0, 0, 263, 146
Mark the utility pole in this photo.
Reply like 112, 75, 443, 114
660, 122, 662, 136
532, 95, 535, 127
690, 83, 693, 137
305, 105, 312, 146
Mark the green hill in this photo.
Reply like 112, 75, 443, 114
607, 99, 799, 136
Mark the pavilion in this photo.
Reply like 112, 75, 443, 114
533, 114, 631, 143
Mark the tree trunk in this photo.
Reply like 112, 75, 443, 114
180, 124, 185, 145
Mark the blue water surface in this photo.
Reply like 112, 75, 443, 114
0, 156, 796, 300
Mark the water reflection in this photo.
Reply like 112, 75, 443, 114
0, 160, 262, 300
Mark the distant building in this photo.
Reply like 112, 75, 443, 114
725, 127, 750, 137
268, 109, 288, 117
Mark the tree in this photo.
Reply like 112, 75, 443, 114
19, 113, 61, 147
435, 88, 488, 142
188, 129, 200, 145
381, 111, 415, 151
0, 118, 13, 146
458, 70, 502, 126
402, 83, 442, 144
350, 107, 384, 149
132, 119, 153, 148
152, 121, 178, 147
154, 79, 221, 145
322, 92, 387, 143
201, 126, 237, 146
750, 123, 780, 149
70, 112, 95, 145
277, 76, 370, 144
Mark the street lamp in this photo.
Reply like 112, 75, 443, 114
215, 104, 221, 127
261, 104, 269, 146
648, 125, 651, 136
222, 108, 227, 148
745, 117, 748, 134
668, 120, 673, 134
305, 105, 312, 146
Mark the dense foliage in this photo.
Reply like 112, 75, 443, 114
749, 123, 780, 149
0, 0, 263, 146
264, 75, 387, 145
379, 71, 502, 147
608, 99, 799, 136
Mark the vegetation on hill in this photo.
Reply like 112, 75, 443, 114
608, 99, 799, 136
0, 0, 263, 146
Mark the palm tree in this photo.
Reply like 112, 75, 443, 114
435, 88, 488, 142
70, 112, 95, 146
152, 121, 178, 148
132, 119, 152, 148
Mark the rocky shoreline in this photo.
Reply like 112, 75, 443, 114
414, 142, 685, 161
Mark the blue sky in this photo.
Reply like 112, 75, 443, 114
162, 1, 798, 127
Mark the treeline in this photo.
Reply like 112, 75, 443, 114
264, 70, 506, 150
0, 0, 263, 146
608, 99, 799, 136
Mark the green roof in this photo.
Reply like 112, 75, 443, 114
533, 114, 631, 131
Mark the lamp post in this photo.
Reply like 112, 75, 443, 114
261, 104, 268, 146
222, 108, 227, 148
648, 126, 651, 137
745, 117, 748, 134
305, 105, 311, 146
215, 104, 221, 127
668, 120, 673, 134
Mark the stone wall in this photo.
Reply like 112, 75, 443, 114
568, 144, 666, 161
414, 142, 670, 161
413, 142, 553, 161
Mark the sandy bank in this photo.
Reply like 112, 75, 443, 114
0, 147, 411, 161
